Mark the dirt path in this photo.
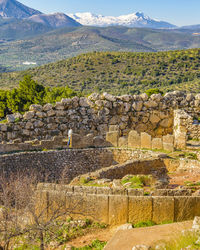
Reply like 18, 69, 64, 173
67, 227, 115, 248
104, 221, 193, 250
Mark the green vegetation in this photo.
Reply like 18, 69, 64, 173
121, 175, 152, 189
0, 75, 76, 118
4, 219, 107, 250
1, 49, 200, 95
153, 231, 200, 250
1, 25, 200, 72
71, 240, 107, 250
132, 220, 173, 228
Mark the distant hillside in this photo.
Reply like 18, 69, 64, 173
27, 13, 82, 29
0, 49, 200, 95
1, 26, 200, 72
0, 17, 52, 41
0, 0, 41, 18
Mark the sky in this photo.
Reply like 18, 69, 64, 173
19, 0, 200, 26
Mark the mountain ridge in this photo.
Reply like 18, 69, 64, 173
0, 0, 41, 18
68, 12, 176, 29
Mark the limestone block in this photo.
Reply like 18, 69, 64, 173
43, 103, 53, 111
102, 92, 116, 102
23, 111, 35, 120
93, 136, 107, 147
152, 138, 163, 150
160, 118, 173, 128
118, 137, 128, 148
29, 104, 42, 112
149, 114, 160, 124
109, 125, 120, 132
144, 100, 158, 108
0, 124, 7, 132
79, 97, 90, 107
47, 109, 56, 117
174, 197, 200, 221
132, 101, 143, 111
109, 195, 128, 225
141, 132, 152, 149
106, 131, 119, 147
6, 114, 15, 123
152, 197, 174, 224
55, 102, 65, 110
128, 197, 152, 224
128, 130, 141, 149
163, 134, 174, 152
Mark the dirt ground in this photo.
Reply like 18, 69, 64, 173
168, 171, 200, 188
67, 227, 115, 248
104, 221, 193, 250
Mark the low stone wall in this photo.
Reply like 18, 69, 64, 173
38, 183, 193, 197
35, 187, 200, 225
0, 148, 161, 182
1, 91, 200, 143
0, 148, 114, 183
72, 158, 169, 187
106, 129, 174, 152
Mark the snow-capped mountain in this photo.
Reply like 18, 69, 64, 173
68, 12, 176, 29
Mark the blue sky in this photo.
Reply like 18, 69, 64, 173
20, 0, 200, 26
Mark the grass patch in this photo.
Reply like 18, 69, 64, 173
121, 175, 152, 189
153, 230, 200, 250
71, 239, 107, 250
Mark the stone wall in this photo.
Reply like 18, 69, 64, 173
0, 91, 199, 143
38, 183, 193, 197
71, 158, 169, 188
0, 148, 160, 183
174, 110, 200, 149
106, 129, 174, 152
35, 187, 200, 225
0, 149, 115, 183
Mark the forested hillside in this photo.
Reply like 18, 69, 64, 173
0, 49, 200, 95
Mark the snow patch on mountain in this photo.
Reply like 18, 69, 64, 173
68, 12, 176, 29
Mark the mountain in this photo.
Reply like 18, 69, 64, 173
0, 0, 41, 19
0, 49, 200, 94
0, 26, 200, 72
68, 12, 176, 29
27, 13, 82, 29
0, 17, 53, 41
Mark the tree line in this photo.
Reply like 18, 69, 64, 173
0, 75, 76, 118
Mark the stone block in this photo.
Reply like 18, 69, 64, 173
118, 137, 128, 148
152, 197, 174, 224
152, 138, 163, 150
174, 197, 200, 221
109, 125, 120, 132
128, 130, 141, 149
96, 187, 112, 195
163, 134, 174, 152
128, 197, 152, 224
109, 195, 128, 225
106, 131, 119, 147
127, 189, 144, 196
141, 132, 152, 149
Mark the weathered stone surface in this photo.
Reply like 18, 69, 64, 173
23, 111, 35, 120
109, 195, 128, 225
129, 197, 152, 224
128, 130, 141, 149
118, 137, 128, 148
152, 197, 174, 224
141, 132, 152, 149
106, 131, 119, 147
152, 138, 163, 150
